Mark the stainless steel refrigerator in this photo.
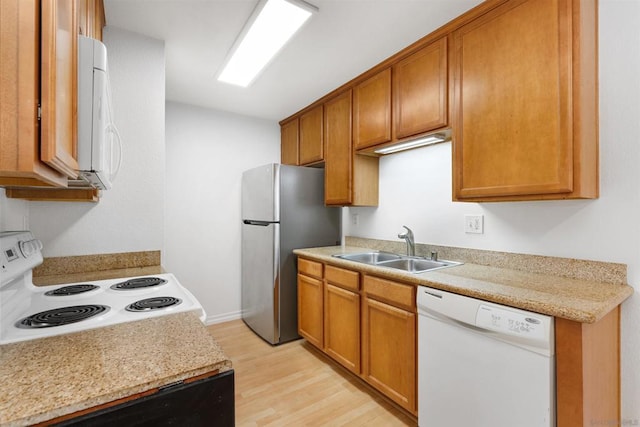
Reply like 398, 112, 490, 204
241, 163, 341, 345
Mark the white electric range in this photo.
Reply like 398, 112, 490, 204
0, 231, 206, 345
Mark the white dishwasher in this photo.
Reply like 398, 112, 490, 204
417, 285, 555, 427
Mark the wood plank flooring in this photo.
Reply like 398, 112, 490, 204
207, 320, 417, 427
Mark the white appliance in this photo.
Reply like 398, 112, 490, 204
241, 164, 341, 345
76, 35, 121, 190
417, 285, 554, 427
0, 231, 205, 345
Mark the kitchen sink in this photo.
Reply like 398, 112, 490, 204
376, 258, 460, 273
332, 251, 461, 273
334, 251, 402, 264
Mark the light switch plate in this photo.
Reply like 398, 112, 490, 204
464, 214, 484, 234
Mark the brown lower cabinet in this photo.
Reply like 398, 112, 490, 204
297, 258, 417, 415
361, 275, 416, 413
297, 257, 622, 424
555, 307, 621, 427
297, 260, 324, 349
324, 265, 361, 375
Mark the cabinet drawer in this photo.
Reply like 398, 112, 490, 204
325, 265, 360, 291
298, 258, 323, 279
363, 275, 415, 310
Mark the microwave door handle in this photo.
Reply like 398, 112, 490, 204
104, 68, 122, 182
107, 123, 123, 181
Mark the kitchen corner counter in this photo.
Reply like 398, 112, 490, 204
0, 312, 231, 427
294, 245, 634, 323
1, 256, 231, 427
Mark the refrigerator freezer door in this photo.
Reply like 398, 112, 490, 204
241, 163, 279, 222
241, 221, 280, 344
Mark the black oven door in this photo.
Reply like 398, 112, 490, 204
54, 370, 234, 427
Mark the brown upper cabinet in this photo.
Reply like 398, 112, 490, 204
324, 91, 379, 207
324, 92, 353, 205
353, 68, 392, 150
451, 0, 598, 201
280, 0, 598, 203
280, 118, 299, 165
40, 0, 80, 180
393, 37, 448, 140
77, 0, 105, 41
353, 37, 448, 154
299, 104, 324, 165
1, 0, 106, 200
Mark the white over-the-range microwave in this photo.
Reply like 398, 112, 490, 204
75, 35, 121, 190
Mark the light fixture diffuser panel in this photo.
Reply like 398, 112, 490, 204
374, 134, 447, 155
218, 0, 317, 87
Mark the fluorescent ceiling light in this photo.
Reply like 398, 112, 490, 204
217, 0, 317, 87
374, 134, 447, 155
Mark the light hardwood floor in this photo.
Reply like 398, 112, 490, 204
207, 320, 417, 427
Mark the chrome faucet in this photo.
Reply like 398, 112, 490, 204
398, 226, 415, 257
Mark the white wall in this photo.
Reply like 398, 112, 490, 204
347, 1, 640, 420
28, 28, 166, 257
164, 101, 279, 323
0, 189, 29, 232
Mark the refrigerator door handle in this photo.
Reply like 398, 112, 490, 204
243, 220, 274, 226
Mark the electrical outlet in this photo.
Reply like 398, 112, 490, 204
352, 213, 359, 226
464, 214, 484, 234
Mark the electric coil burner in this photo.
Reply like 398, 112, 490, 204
0, 231, 206, 345
126, 296, 182, 312
17, 305, 110, 329
110, 277, 167, 290
44, 284, 99, 296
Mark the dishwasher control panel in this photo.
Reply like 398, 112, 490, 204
476, 304, 546, 340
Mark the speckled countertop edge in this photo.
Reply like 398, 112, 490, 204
294, 245, 634, 323
0, 312, 232, 427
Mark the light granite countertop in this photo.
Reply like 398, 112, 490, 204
294, 245, 634, 323
0, 312, 231, 427
0, 263, 231, 427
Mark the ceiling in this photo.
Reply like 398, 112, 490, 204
104, 0, 483, 121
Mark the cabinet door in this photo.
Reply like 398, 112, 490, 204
452, 0, 592, 200
353, 68, 391, 150
362, 296, 416, 413
77, 0, 88, 36
393, 37, 448, 139
324, 283, 360, 374
87, 0, 105, 41
299, 105, 323, 165
41, 0, 80, 178
280, 118, 299, 165
0, 0, 67, 188
297, 273, 323, 348
324, 91, 352, 205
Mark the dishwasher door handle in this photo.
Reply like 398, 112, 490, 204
419, 307, 485, 333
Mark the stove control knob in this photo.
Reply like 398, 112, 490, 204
19, 239, 43, 258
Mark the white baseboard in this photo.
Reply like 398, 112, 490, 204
205, 310, 242, 325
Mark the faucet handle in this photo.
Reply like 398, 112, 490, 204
398, 225, 413, 239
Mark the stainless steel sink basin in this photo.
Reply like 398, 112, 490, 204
334, 252, 402, 264
332, 251, 461, 273
376, 258, 460, 273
